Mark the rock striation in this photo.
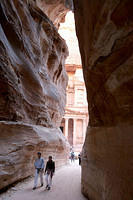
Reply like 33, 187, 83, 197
0, 0, 70, 190
0, 0, 69, 128
73, 0, 133, 199
0, 121, 69, 190
36, 0, 73, 28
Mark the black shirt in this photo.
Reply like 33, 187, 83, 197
45, 160, 55, 173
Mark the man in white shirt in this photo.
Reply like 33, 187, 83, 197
33, 152, 45, 190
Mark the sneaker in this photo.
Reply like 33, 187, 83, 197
41, 183, 43, 187
33, 187, 36, 190
46, 185, 48, 189
47, 186, 50, 190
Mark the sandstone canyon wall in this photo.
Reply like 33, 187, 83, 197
36, 0, 73, 29
59, 11, 81, 65
0, 0, 71, 190
74, 0, 133, 200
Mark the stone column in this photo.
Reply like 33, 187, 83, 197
83, 118, 86, 142
65, 118, 68, 139
73, 118, 77, 146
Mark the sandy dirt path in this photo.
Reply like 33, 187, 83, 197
0, 161, 86, 200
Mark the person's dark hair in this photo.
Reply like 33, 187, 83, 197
37, 152, 41, 155
49, 156, 52, 159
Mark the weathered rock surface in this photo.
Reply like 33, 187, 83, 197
73, 0, 133, 199
36, 0, 73, 28
0, 0, 69, 128
0, 0, 69, 190
0, 121, 69, 190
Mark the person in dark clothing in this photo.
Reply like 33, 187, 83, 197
45, 156, 55, 190
78, 153, 81, 165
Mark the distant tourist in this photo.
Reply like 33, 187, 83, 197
70, 146, 73, 152
70, 151, 75, 162
45, 156, 55, 190
33, 152, 45, 190
78, 153, 81, 165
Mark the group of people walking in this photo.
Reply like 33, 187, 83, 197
70, 151, 81, 165
33, 151, 81, 191
33, 152, 55, 191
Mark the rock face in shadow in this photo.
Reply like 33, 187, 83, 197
73, 0, 133, 199
0, 0, 70, 190
0, 0, 69, 127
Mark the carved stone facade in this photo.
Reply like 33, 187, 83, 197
60, 64, 88, 153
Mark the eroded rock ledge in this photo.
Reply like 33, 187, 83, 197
0, 0, 70, 190
0, 122, 69, 190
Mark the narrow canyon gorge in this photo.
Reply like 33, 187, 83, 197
0, 0, 133, 200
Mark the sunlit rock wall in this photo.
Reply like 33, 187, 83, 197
59, 11, 81, 65
73, 0, 133, 199
0, 0, 70, 190
36, 0, 73, 28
